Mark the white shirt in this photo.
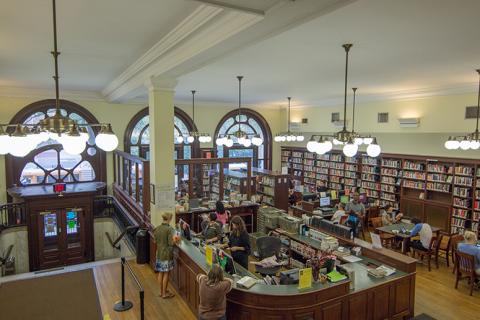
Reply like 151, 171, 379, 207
331, 210, 346, 223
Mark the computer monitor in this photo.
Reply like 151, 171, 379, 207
319, 197, 331, 207
216, 249, 237, 275
340, 195, 349, 204
189, 198, 200, 209
302, 193, 317, 202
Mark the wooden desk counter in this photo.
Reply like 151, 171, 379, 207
170, 236, 416, 320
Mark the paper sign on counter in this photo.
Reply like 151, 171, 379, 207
298, 267, 312, 289
205, 246, 213, 266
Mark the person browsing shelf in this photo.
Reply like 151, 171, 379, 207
409, 217, 433, 251
197, 264, 233, 320
227, 215, 251, 269
458, 231, 480, 276
202, 212, 223, 244
331, 203, 347, 224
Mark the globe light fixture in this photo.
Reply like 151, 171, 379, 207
0, 0, 119, 157
305, 45, 381, 158
366, 137, 382, 158
306, 137, 318, 153
274, 97, 304, 143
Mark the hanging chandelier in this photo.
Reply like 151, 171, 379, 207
216, 76, 263, 147
176, 90, 211, 144
0, 0, 118, 158
305, 43, 381, 158
444, 69, 480, 150
274, 97, 304, 142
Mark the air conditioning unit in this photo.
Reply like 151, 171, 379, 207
398, 118, 420, 128
333, 120, 348, 128
289, 122, 301, 131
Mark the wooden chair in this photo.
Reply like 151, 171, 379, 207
454, 251, 479, 296
435, 232, 452, 267
411, 236, 438, 271
367, 206, 380, 231
370, 217, 395, 248
450, 234, 465, 274
339, 215, 348, 225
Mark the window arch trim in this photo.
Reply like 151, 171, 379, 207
214, 108, 272, 170
5, 99, 106, 190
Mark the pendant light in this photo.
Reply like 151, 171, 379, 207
307, 43, 381, 157
0, 0, 119, 157
444, 69, 480, 150
181, 90, 211, 144
274, 97, 304, 142
216, 76, 261, 147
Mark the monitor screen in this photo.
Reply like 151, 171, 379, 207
217, 249, 237, 275
340, 195, 349, 204
320, 197, 331, 207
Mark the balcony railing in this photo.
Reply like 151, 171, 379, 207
113, 151, 150, 226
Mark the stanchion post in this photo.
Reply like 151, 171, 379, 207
140, 290, 145, 320
114, 257, 133, 312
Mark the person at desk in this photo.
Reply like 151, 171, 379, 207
215, 201, 230, 228
458, 231, 480, 277
227, 215, 251, 269
331, 203, 346, 224
346, 193, 365, 235
380, 205, 404, 226
197, 264, 233, 320
202, 212, 223, 244
409, 217, 433, 251
316, 181, 328, 194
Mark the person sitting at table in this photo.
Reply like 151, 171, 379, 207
331, 203, 347, 224
380, 205, 404, 226
409, 217, 433, 251
458, 231, 480, 277
197, 264, 233, 320
288, 188, 297, 206
227, 215, 251, 269
202, 212, 223, 244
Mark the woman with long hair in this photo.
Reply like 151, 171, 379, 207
227, 215, 251, 269
197, 264, 233, 320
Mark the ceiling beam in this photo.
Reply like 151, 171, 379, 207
189, 0, 265, 16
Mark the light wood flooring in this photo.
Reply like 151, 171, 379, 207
94, 257, 480, 320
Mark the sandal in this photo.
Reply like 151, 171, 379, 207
162, 291, 175, 299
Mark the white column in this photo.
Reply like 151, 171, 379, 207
145, 76, 177, 226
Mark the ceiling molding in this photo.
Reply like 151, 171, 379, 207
189, 0, 265, 16
290, 83, 477, 109
102, 4, 222, 100
103, 5, 263, 103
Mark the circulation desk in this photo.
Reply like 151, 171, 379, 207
170, 234, 416, 320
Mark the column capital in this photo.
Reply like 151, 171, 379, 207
144, 76, 178, 92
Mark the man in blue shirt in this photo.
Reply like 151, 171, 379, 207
458, 231, 480, 276
409, 217, 433, 251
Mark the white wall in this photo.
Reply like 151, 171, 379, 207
0, 226, 29, 275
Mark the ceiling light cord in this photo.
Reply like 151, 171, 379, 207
51, 0, 61, 112
237, 76, 243, 132
352, 87, 357, 132
191, 90, 196, 123
476, 69, 480, 135
342, 44, 352, 131
287, 96, 291, 134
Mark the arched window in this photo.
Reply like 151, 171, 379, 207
214, 108, 272, 169
124, 107, 198, 179
5, 99, 106, 188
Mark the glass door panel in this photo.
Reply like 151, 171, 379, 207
38, 211, 63, 269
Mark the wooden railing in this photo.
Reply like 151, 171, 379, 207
0, 202, 26, 231
113, 151, 150, 226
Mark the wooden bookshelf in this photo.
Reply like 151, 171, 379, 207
252, 168, 290, 210
280, 146, 480, 235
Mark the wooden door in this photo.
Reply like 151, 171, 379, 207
37, 209, 87, 269
38, 210, 63, 269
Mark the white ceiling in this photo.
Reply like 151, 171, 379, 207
1, 0, 480, 107
0, 0, 199, 90
176, 0, 480, 107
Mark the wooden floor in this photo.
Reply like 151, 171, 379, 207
94, 258, 480, 320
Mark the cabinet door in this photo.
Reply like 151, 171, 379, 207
38, 210, 63, 269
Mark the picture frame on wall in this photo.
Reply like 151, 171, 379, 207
150, 183, 155, 204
